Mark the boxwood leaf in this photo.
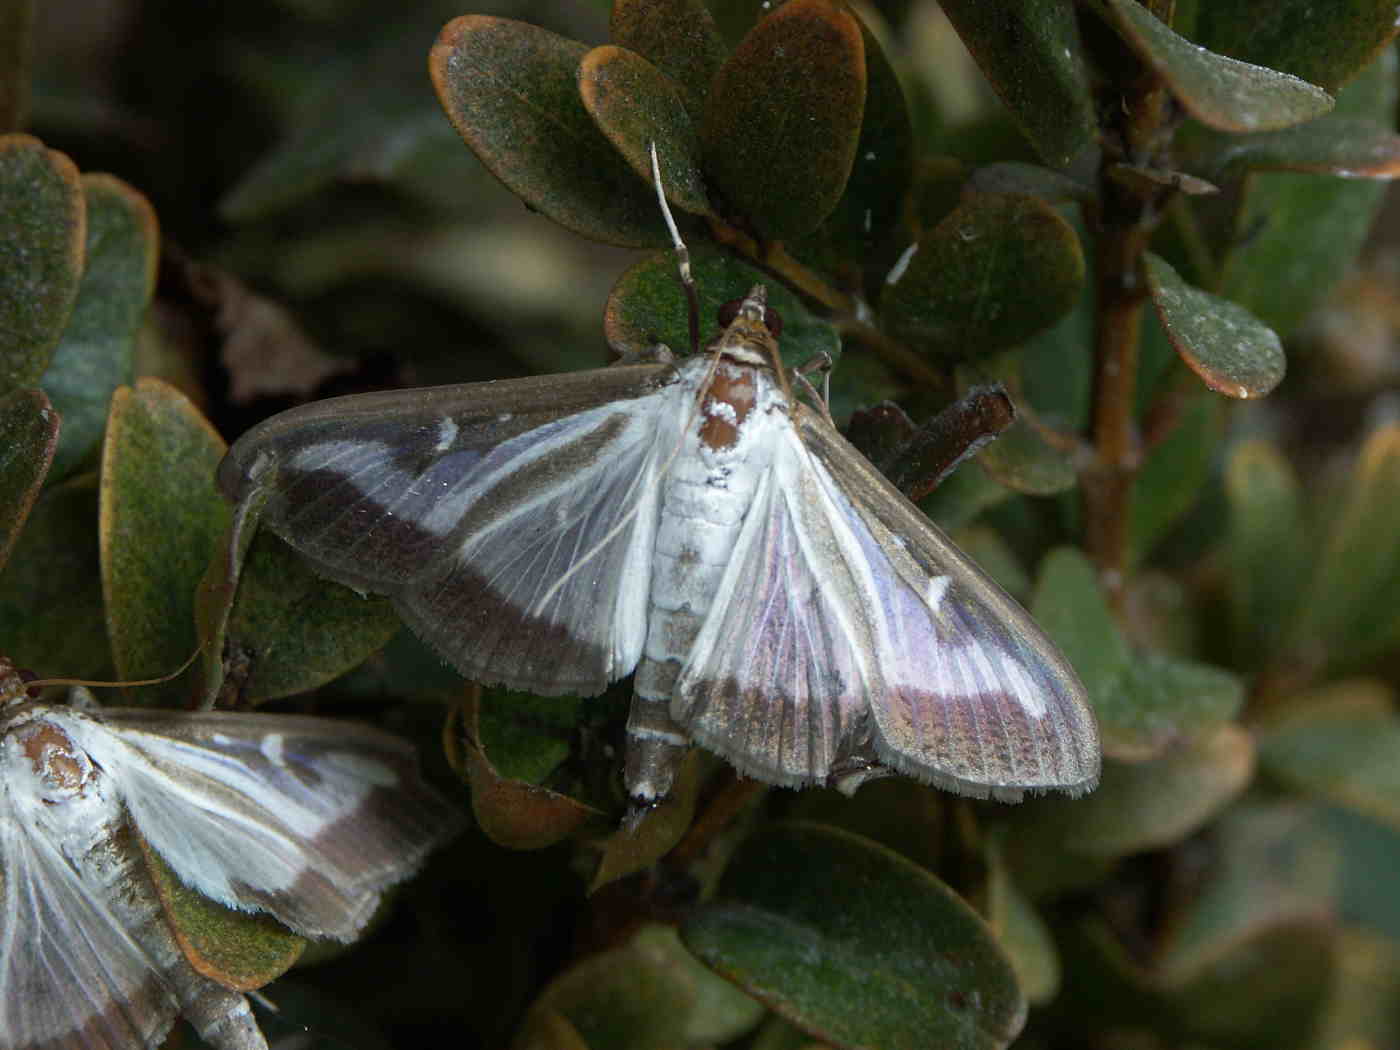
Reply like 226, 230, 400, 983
1257, 680, 1400, 829
1218, 54, 1394, 337
430, 16, 669, 248
1143, 252, 1284, 399
936, 0, 1098, 170
1095, 0, 1333, 132
43, 174, 158, 481
1291, 423, 1400, 669
881, 194, 1084, 362
700, 0, 865, 242
604, 245, 839, 369
579, 45, 714, 218
101, 379, 230, 705
1196, 0, 1400, 94
682, 822, 1026, 1050
0, 133, 84, 390
609, 0, 728, 122
0, 388, 58, 572
0, 475, 110, 680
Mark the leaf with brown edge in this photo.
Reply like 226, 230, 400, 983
937, 0, 1099, 171
429, 16, 668, 248
700, 0, 865, 242
0, 388, 58, 573
1144, 252, 1284, 399
579, 45, 714, 219
604, 245, 839, 369
43, 174, 159, 482
0, 133, 85, 390
1196, 117, 1400, 181
682, 822, 1027, 1050
139, 832, 305, 991
1196, 0, 1400, 95
1095, 0, 1333, 132
882, 194, 1085, 362
610, 0, 728, 122
450, 688, 598, 852
101, 378, 230, 706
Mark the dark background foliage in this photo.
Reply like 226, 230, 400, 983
5, 1, 1400, 1048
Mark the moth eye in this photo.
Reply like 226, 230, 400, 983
717, 297, 743, 328
762, 306, 783, 338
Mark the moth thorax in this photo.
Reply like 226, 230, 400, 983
17, 717, 95, 799
699, 361, 759, 450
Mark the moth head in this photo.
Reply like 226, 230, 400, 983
711, 284, 783, 369
10, 714, 98, 801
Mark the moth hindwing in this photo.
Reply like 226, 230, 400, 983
0, 661, 460, 1050
218, 285, 1100, 811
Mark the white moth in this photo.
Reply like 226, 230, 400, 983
0, 660, 459, 1050
216, 153, 1099, 812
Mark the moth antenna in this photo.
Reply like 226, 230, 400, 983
23, 646, 204, 693
649, 142, 701, 356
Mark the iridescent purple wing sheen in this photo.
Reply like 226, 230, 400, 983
216, 366, 680, 695
675, 410, 1099, 801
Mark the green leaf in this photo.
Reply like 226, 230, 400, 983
700, 0, 866, 241
515, 925, 765, 1050
1224, 439, 1308, 666
579, 45, 714, 218
1195, 117, 1400, 181
140, 836, 305, 991
1096, 0, 1333, 132
816, 16, 914, 260
966, 162, 1094, 204
429, 16, 668, 248
1143, 252, 1284, 399
609, 0, 728, 122
937, 0, 1098, 170
456, 688, 599, 852
1218, 54, 1394, 337
43, 174, 158, 481
1196, 0, 1400, 93
682, 822, 1027, 1050
220, 17, 470, 222
975, 415, 1076, 496
1031, 548, 1243, 759
0, 475, 111, 681
0, 133, 85, 390
1129, 386, 1224, 565
1151, 802, 1339, 1050
1257, 681, 1400, 829
1017, 725, 1255, 860
100, 379, 231, 704
221, 530, 401, 703
1291, 423, 1400, 669
985, 836, 1060, 1005
604, 246, 840, 369
881, 194, 1084, 361
0, 388, 58, 573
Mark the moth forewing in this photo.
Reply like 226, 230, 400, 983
215, 365, 679, 697
0, 680, 460, 1050
214, 281, 1099, 813
792, 406, 1100, 798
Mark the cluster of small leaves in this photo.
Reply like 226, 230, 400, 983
6, 1, 1400, 1048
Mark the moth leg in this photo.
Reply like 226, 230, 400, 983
649, 141, 701, 356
